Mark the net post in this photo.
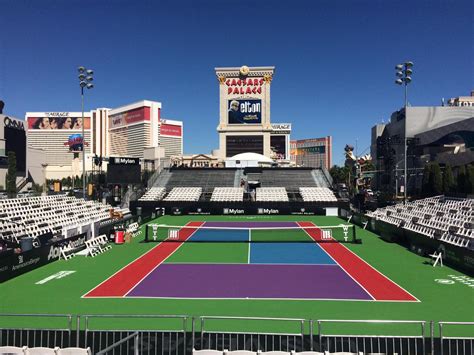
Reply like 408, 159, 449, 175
145, 223, 149, 242
353, 224, 360, 244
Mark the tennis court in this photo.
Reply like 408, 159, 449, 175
84, 221, 417, 301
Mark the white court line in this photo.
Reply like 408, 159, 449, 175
297, 221, 377, 301
298, 221, 420, 303
123, 222, 203, 298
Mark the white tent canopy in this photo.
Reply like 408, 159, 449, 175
225, 153, 273, 167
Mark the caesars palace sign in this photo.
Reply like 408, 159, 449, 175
224, 78, 265, 95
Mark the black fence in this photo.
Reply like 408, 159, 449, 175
1, 314, 473, 355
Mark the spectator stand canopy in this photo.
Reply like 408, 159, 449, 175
225, 153, 274, 168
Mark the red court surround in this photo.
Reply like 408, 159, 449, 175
84, 221, 204, 297
297, 221, 417, 302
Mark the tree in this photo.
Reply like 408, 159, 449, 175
430, 162, 443, 195
442, 165, 455, 194
422, 164, 431, 196
457, 165, 466, 193
6, 151, 17, 198
330, 165, 350, 184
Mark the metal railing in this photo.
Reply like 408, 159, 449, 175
80, 314, 189, 355
196, 316, 306, 352
439, 322, 474, 355
312, 319, 428, 354
96, 331, 140, 355
0, 314, 73, 349
1, 314, 474, 354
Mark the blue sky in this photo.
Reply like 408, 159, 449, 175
1, 0, 473, 165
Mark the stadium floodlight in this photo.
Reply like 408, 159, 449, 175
394, 60, 414, 205
77, 66, 95, 200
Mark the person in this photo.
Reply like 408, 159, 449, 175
73, 117, 83, 129
61, 117, 73, 129
228, 100, 241, 123
33, 117, 50, 129
49, 117, 59, 129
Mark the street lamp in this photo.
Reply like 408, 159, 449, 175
78, 66, 94, 199
395, 61, 413, 203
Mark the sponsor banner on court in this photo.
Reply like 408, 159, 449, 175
0, 233, 87, 283
228, 99, 262, 124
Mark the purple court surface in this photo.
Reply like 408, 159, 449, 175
127, 264, 372, 300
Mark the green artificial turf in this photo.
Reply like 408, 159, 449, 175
0, 215, 473, 337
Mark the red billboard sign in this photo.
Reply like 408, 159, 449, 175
160, 123, 182, 137
109, 107, 150, 128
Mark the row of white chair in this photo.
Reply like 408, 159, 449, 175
211, 187, 244, 202
256, 187, 289, 202
84, 235, 111, 257
164, 187, 202, 201
139, 187, 167, 201
0, 346, 90, 354
300, 187, 337, 202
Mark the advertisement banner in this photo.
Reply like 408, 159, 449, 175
109, 107, 150, 129
228, 99, 262, 124
65, 134, 84, 152
27, 116, 90, 130
160, 123, 182, 137
0, 233, 87, 283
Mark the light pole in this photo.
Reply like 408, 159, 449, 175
395, 61, 413, 203
78, 66, 94, 199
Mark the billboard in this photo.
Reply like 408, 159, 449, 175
2, 116, 26, 173
109, 107, 151, 129
270, 135, 286, 159
228, 99, 261, 124
107, 157, 141, 184
226, 135, 263, 156
28, 116, 90, 130
65, 134, 84, 152
160, 123, 182, 137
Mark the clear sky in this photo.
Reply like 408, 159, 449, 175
1, 0, 473, 165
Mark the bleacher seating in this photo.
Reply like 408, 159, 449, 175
138, 187, 166, 201
256, 187, 289, 202
367, 196, 474, 250
0, 195, 130, 247
164, 169, 236, 191
164, 187, 202, 201
259, 170, 322, 190
211, 187, 244, 202
300, 187, 337, 202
